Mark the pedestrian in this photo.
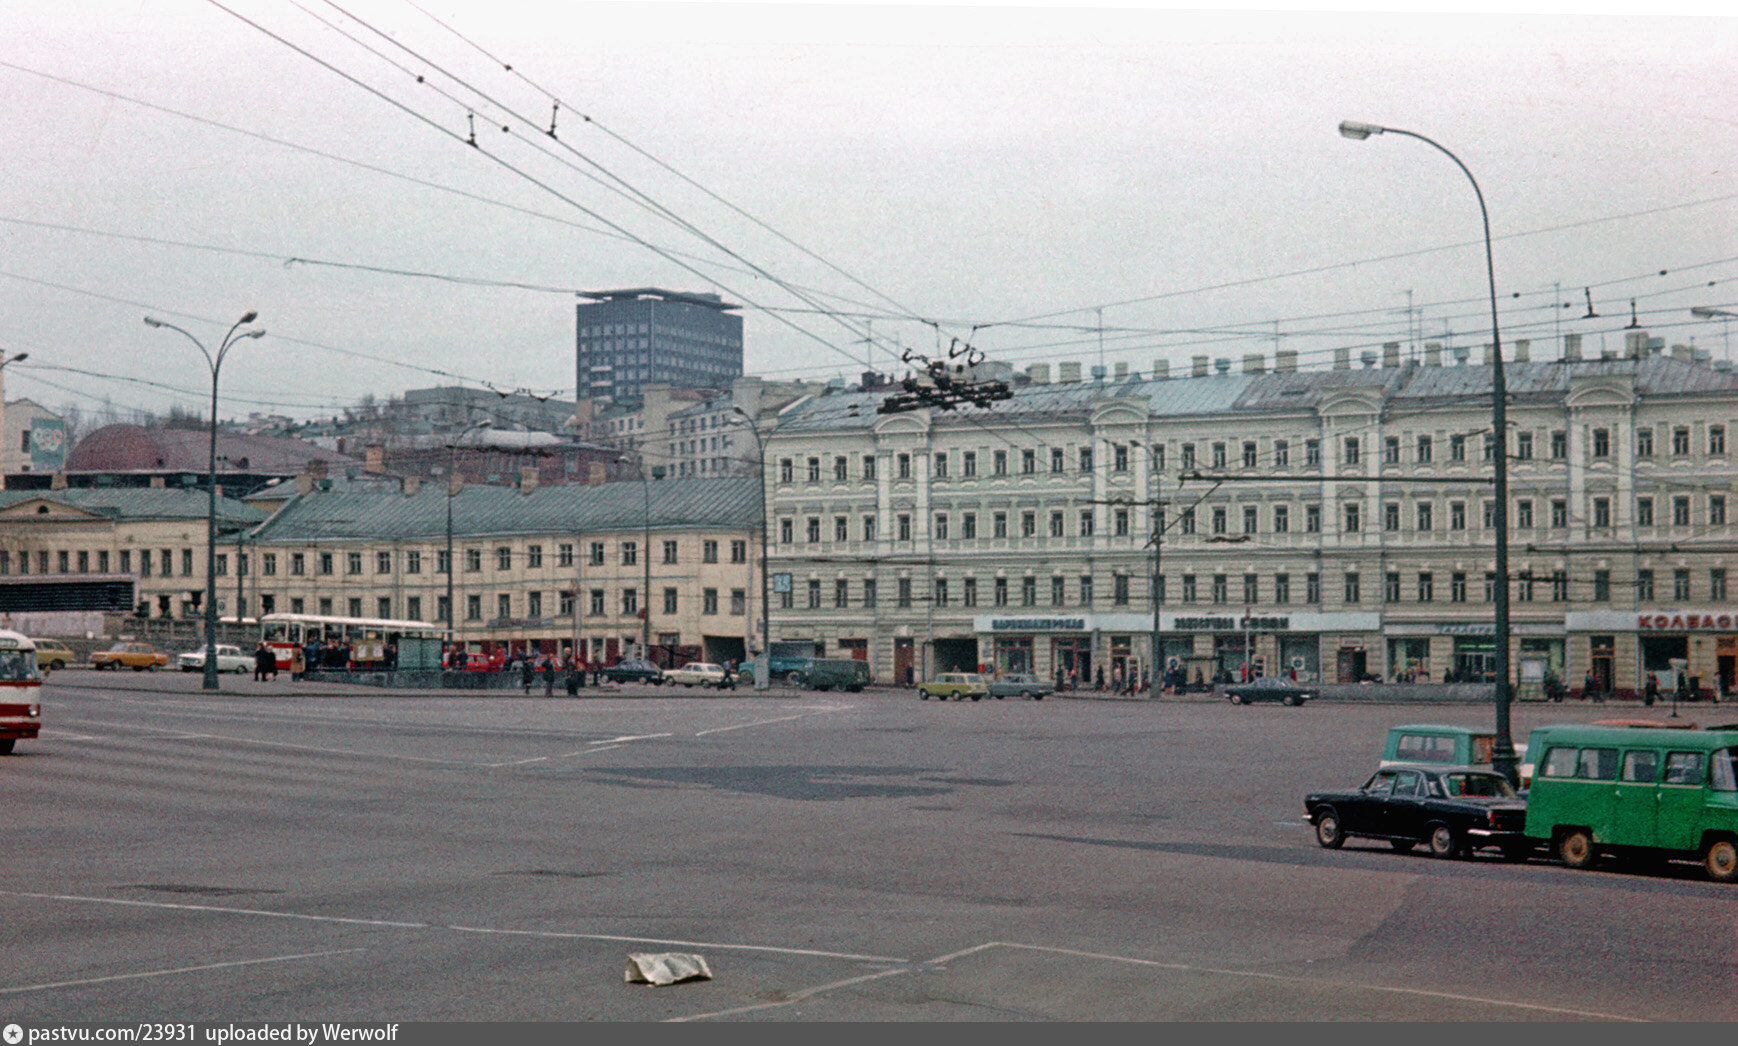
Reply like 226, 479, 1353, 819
722, 659, 736, 690
1094, 666, 1105, 691
520, 654, 535, 694
1645, 672, 1659, 707
291, 643, 306, 682
253, 642, 275, 682
1583, 670, 1598, 701
542, 655, 556, 696
1676, 673, 1691, 706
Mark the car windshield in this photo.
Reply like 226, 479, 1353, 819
1441, 772, 1516, 798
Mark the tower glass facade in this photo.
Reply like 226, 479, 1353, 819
576, 289, 744, 404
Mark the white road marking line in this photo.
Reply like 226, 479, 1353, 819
694, 705, 849, 737
670, 967, 915, 1022
162, 732, 469, 765
444, 924, 906, 963
0, 949, 365, 996
0, 891, 430, 929
479, 733, 672, 767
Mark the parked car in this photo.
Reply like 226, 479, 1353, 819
1224, 676, 1314, 706
790, 658, 871, 692
1304, 764, 1530, 860
90, 642, 168, 671
663, 662, 726, 687
988, 672, 1051, 700
31, 639, 76, 672
917, 672, 991, 701
177, 644, 252, 674
601, 659, 664, 684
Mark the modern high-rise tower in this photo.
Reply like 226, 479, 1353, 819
575, 288, 743, 405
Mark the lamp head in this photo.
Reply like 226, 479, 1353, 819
5, 352, 27, 365
143, 317, 163, 328
1692, 307, 1736, 319
243, 329, 266, 340
239, 311, 259, 324
1338, 120, 1383, 141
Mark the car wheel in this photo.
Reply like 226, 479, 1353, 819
1557, 828, 1597, 870
1704, 838, 1738, 883
1283, 695, 1300, 707
789, 672, 807, 689
50, 659, 65, 671
1228, 692, 1244, 704
919, 691, 929, 700
1313, 807, 1345, 849
950, 690, 963, 701
1428, 823, 1461, 859
1390, 839, 1416, 853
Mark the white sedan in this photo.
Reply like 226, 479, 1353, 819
178, 644, 253, 674
662, 662, 727, 687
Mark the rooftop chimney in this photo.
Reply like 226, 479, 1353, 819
307, 459, 328, 480
1242, 353, 1265, 374
1027, 363, 1051, 384
1333, 347, 1350, 371
1563, 333, 1582, 361
402, 475, 421, 496
1625, 331, 1647, 359
1513, 339, 1530, 363
1114, 361, 1129, 379
1059, 361, 1082, 383
1360, 350, 1378, 369
1214, 358, 1232, 375
1382, 341, 1400, 368
1483, 343, 1497, 365
50, 472, 67, 491
1673, 344, 1695, 362
1425, 341, 1442, 367
1275, 350, 1298, 374
519, 465, 539, 495
1152, 359, 1170, 380
150, 475, 166, 488
1192, 355, 1210, 378
364, 444, 385, 475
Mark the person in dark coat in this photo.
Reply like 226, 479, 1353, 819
542, 656, 556, 696
1644, 672, 1659, 706
254, 642, 276, 681
520, 654, 535, 694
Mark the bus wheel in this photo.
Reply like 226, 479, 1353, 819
1557, 828, 1597, 870
1704, 838, 1738, 883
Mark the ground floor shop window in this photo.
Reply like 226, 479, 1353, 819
1388, 637, 1430, 682
1451, 637, 1495, 682
995, 636, 1033, 675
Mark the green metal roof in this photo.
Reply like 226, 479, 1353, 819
0, 487, 269, 525
249, 475, 760, 544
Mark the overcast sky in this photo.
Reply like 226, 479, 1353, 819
1, 1, 1734, 426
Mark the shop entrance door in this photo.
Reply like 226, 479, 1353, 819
1053, 637, 1091, 689
894, 638, 914, 687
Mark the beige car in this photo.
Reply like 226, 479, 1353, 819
662, 662, 726, 687
917, 672, 991, 701
90, 641, 169, 671
32, 639, 76, 672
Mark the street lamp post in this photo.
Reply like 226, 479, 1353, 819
1339, 120, 1517, 784
1691, 307, 1737, 361
144, 312, 265, 692
445, 420, 492, 666
731, 406, 772, 690
641, 464, 655, 663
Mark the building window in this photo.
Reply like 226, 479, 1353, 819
495, 546, 511, 570
1242, 573, 1258, 604
1637, 569, 1655, 601
1713, 495, 1727, 526
862, 579, 877, 608
1712, 425, 1727, 456
779, 519, 793, 544
1243, 506, 1259, 535
1211, 573, 1228, 604
1113, 574, 1130, 606
697, 588, 715, 615
1593, 570, 1610, 602
1080, 511, 1095, 537
1673, 426, 1691, 456
1674, 496, 1691, 526
834, 579, 849, 608
558, 543, 574, 568
993, 577, 1009, 607
1675, 569, 1692, 601
1384, 572, 1400, 602
1516, 431, 1533, 460
1343, 503, 1360, 533
463, 594, 481, 620
1301, 573, 1319, 604
1241, 441, 1258, 469
1637, 428, 1654, 457
622, 588, 639, 616
1516, 572, 1534, 603
834, 456, 848, 481
1273, 504, 1289, 533
1637, 497, 1654, 527
1113, 510, 1129, 537
806, 457, 821, 482
1384, 436, 1400, 465
1212, 506, 1227, 535
959, 513, 975, 540
1051, 448, 1065, 473
897, 453, 911, 479
1051, 576, 1065, 606
587, 589, 603, 616
1418, 572, 1434, 602
1383, 502, 1399, 532
1023, 511, 1038, 538
1416, 435, 1433, 463
806, 518, 821, 543
1273, 440, 1288, 467
1212, 442, 1227, 469
1594, 498, 1612, 528
1079, 575, 1093, 606
1079, 447, 1094, 472
1181, 574, 1197, 603
1593, 428, 1611, 458
1516, 499, 1534, 529
1049, 511, 1064, 538
1343, 437, 1360, 465
1550, 499, 1568, 529
807, 580, 821, 609
1344, 572, 1360, 604
1550, 430, 1567, 458
1181, 443, 1196, 469
993, 450, 1008, 476
1450, 572, 1467, 603
1305, 505, 1321, 533
990, 512, 1006, 539
1018, 448, 1035, 475
898, 514, 912, 542
621, 541, 638, 566
779, 458, 794, 483
1274, 573, 1290, 604
589, 541, 605, 566
962, 452, 977, 477
962, 577, 976, 607
1712, 568, 1728, 601
1450, 434, 1467, 462
1179, 508, 1195, 536
834, 517, 849, 542
1115, 445, 1131, 472
1305, 440, 1321, 468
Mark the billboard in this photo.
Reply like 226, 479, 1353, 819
29, 417, 66, 472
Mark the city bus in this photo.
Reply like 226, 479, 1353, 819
0, 629, 43, 754
260, 613, 443, 672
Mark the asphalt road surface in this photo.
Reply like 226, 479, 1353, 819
4, 674, 1733, 1022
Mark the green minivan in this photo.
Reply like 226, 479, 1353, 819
1522, 723, 1738, 882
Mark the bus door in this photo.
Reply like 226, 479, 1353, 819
1611, 748, 1660, 847
1655, 749, 1709, 852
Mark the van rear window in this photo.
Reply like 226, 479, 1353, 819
1664, 751, 1706, 786
1540, 747, 1579, 778
1396, 734, 1457, 763
1577, 748, 1619, 780
1711, 750, 1737, 792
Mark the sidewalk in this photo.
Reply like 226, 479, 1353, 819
43, 667, 829, 700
